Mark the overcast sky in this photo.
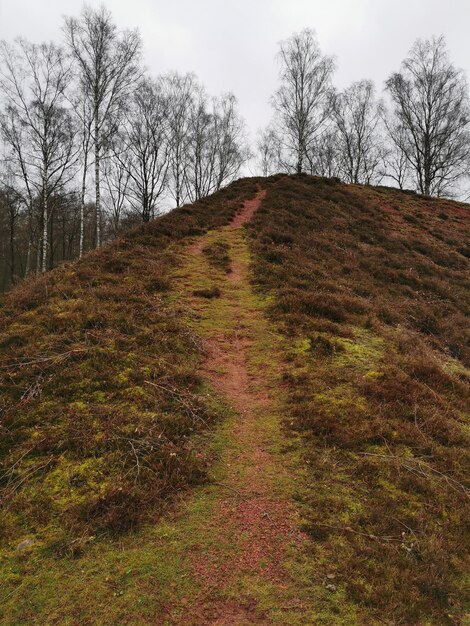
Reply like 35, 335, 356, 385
1, 0, 469, 143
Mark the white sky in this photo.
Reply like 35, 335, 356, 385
1, 0, 469, 144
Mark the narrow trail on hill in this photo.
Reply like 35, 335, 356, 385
165, 190, 315, 625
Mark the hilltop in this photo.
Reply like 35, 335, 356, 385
0, 175, 469, 625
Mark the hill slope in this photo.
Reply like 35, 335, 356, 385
0, 175, 469, 625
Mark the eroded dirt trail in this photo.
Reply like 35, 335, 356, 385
167, 191, 314, 625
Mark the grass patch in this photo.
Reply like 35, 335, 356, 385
202, 240, 232, 273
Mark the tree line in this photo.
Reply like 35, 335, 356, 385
1, 10, 469, 291
258, 29, 470, 197
0, 6, 248, 289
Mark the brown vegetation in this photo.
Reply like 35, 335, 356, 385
0, 178, 261, 553
247, 174, 470, 625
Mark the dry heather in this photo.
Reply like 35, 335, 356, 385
0, 178, 261, 554
248, 174, 470, 625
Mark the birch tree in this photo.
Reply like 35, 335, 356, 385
256, 127, 280, 177
212, 93, 248, 190
0, 39, 77, 272
114, 78, 169, 222
68, 90, 94, 257
386, 36, 470, 196
163, 72, 196, 207
64, 5, 141, 246
305, 128, 341, 178
0, 104, 36, 274
332, 80, 384, 184
185, 87, 216, 202
272, 29, 335, 174
184, 91, 247, 202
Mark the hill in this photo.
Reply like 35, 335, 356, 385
0, 175, 469, 625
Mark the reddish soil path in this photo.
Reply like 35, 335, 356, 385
229, 190, 266, 229
187, 190, 266, 256
171, 189, 310, 625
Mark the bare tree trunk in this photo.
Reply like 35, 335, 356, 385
36, 233, 41, 274
8, 211, 15, 285
142, 195, 149, 222
79, 150, 88, 258
41, 180, 48, 273
49, 206, 55, 269
175, 161, 181, 208
25, 240, 32, 277
79, 193, 85, 256
24, 201, 34, 277
94, 116, 101, 248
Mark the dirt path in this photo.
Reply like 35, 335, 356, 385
166, 191, 314, 625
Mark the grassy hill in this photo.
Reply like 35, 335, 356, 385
0, 175, 468, 625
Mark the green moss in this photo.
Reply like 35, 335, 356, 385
333, 328, 384, 371
68, 401, 89, 413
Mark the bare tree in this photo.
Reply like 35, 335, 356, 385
64, 5, 141, 247
256, 127, 280, 177
163, 72, 196, 207
185, 85, 217, 202
386, 36, 470, 196
212, 93, 248, 190
184, 90, 248, 202
0, 103, 36, 274
382, 122, 411, 190
0, 39, 77, 272
272, 29, 335, 174
332, 80, 384, 184
113, 77, 169, 222
68, 89, 94, 258
305, 127, 341, 178
102, 151, 130, 235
